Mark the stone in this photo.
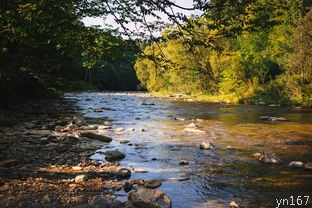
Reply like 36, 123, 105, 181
179, 159, 189, 165
230, 201, 239, 208
93, 109, 103, 112
78, 132, 112, 142
104, 150, 125, 161
259, 116, 270, 120
133, 169, 149, 173
304, 163, 312, 170
72, 166, 83, 171
72, 116, 86, 126
42, 194, 51, 203
166, 177, 189, 182
78, 125, 98, 130
98, 125, 112, 130
144, 179, 162, 189
123, 181, 133, 192
64, 123, 78, 132
126, 127, 135, 132
72, 195, 88, 204
226, 146, 236, 150
141, 102, 155, 106
184, 127, 205, 133
131, 179, 145, 186
288, 161, 304, 168
128, 187, 171, 208
120, 140, 131, 144
200, 141, 213, 150
115, 127, 124, 132
270, 117, 288, 121
186, 122, 198, 128
75, 174, 88, 183
117, 168, 131, 179
257, 151, 281, 164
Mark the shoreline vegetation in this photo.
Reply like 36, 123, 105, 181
1, 1, 311, 107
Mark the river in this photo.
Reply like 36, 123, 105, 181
64, 92, 312, 208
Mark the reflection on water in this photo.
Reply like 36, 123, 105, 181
65, 92, 312, 208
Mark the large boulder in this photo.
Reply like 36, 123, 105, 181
79, 131, 112, 142
104, 150, 125, 161
127, 188, 171, 208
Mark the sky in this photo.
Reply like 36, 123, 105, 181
82, 0, 202, 36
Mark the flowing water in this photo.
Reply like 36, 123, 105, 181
64, 92, 312, 208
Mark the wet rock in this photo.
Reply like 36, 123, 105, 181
179, 159, 189, 165
90, 195, 122, 208
78, 132, 112, 142
200, 141, 213, 150
123, 181, 133, 192
98, 125, 112, 130
268, 104, 280, 107
288, 161, 304, 168
100, 106, 115, 111
304, 163, 312, 170
78, 125, 98, 130
260, 116, 288, 121
72, 116, 86, 126
128, 187, 171, 208
144, 179, 162, 189
141, 102, 155, 106
117, 168, 131, 179
75, 174, 88, 183
226, 146, 237, 150
126, 127, 135, 132
103, 121, 113, 126
55, 125, 64, 132
256, 151, 281, 164
104, 150, 125, 161
270, 117, 288, 121
120, 140, 131, 144
259, 116, 270, 120
166, 177, 189, 182
184, 124, 205, 133
64, 123, 79, 132
93, 109, 103, 113
186, 122, 198, 128
173, 117, 186, 121
115, 127, 124, 132
135, 144, 148, 150
131, 179, 145, 186
133, 169, 149, 173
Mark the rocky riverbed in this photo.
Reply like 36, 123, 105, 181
1, 92, 312, 208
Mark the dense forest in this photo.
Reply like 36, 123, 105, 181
1, 0, 311, 106
0, 0, 140, 102
135, 0, 312, 106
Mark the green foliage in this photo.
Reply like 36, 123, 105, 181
284, 8, 312, 106
134, 0, 311, 106
0, 0, 140, 103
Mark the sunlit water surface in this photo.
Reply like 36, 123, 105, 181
64, 92, 312, 208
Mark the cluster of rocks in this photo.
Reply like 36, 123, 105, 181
260, 116, 288, 121
253, 151, 312, 171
